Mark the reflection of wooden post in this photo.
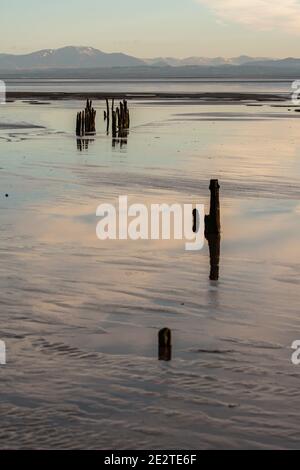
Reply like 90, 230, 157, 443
116, 107, 120, 128
205, 179, 221, 237
112, 111, 117, 138
159, 328, 172, 361
193, 208, 198, 233
77, 138, 83, 151
207, 234, 221, 281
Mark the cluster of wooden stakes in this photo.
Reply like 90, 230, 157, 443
76, 99, 96, 136
76, 98, 130, 148
104, 98, 130, 139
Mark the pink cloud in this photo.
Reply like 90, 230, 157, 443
197, 0, 300, 33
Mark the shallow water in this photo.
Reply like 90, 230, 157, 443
4, 78, 296, 95
0, 98, 299, 449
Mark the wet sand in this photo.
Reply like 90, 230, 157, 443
0, 122, 45, 129
0, 97, 299, 449
7, 91, 287, 103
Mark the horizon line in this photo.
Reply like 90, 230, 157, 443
1, 45, 296, 61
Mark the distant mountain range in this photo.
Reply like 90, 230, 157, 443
0, 46, 144, 69
1, 47, 300, 79
0, 46, 294, 70
143, 55, 273, 67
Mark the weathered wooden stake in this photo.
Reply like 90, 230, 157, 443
205, 179, 221, 236
105, 98, 110, 134
191, 180, 221, 279
76, 112, 80, 136
158, 328, 172, 361
119, 101, 124, 126
116, 107, 120, 128
105, 99, 110, 121
76, 100, 96, 136
124, 99, 130, 128
203, 180, 221, 280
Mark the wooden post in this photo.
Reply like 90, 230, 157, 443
105, 99, 110, 120
205, 179, 221, 236
116, 107, 120, 129
202, 179, 221, 280
105, 98, 110, 134
79, 112, 83, 136
119, 101, 124, 128
127, 110, 130, 129
75, 99, 97, 137
158, 328, 172, 361
81, 110, 85, 136
85, 99, 96, 134
76, 113, 80, 136
124, 99, 130, 128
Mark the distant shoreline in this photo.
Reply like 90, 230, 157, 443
6, 91, 288, 103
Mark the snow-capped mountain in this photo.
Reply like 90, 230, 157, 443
0, 46, 145, 69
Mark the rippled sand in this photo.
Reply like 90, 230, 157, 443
0, 99, 299, 449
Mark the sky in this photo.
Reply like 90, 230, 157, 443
1, 0, 300, 58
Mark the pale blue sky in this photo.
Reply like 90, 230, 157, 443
1, 0, 300, 57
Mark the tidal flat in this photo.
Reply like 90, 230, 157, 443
0, 93, 299, 449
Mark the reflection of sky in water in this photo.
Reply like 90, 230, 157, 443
4, 78, 295, 94
0, 99, 299, 449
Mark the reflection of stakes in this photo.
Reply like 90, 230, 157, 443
112, 129, 129, 149
76, 138, 94, 151
207, 234, 221, 281
192, 208, 198, 234
158, 328, 172, 361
